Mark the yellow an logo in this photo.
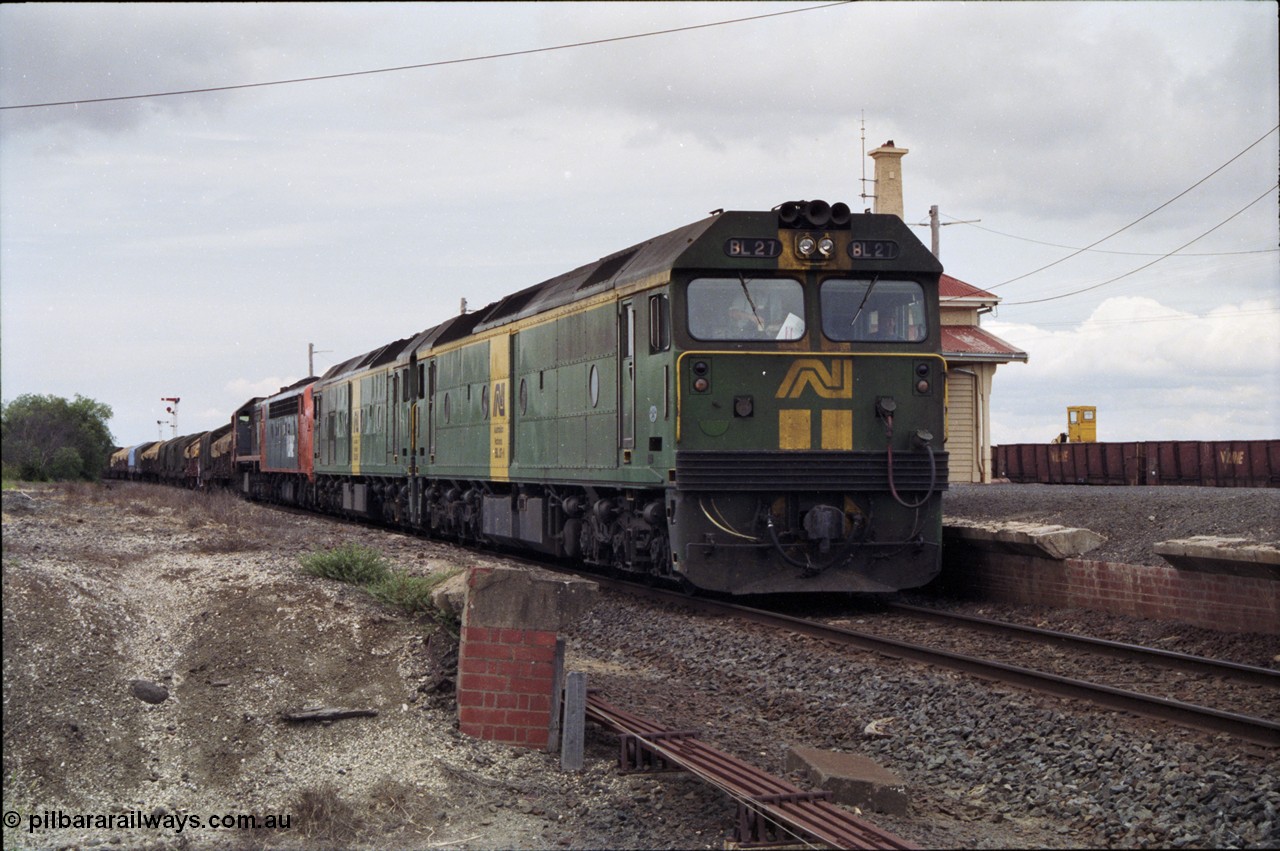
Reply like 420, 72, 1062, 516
776, 358, 853, 399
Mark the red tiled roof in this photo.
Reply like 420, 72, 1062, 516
940, 274, 998, 302
941, 325, 1028, 362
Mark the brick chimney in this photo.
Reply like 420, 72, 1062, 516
868, 140, 908, 220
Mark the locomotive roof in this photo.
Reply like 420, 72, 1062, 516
310, 203, 940, 383
318, 333, 419, 381
468, 206, 939, 334
471, 214, 719, 334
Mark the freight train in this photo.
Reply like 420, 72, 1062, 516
109, 201, 949, 594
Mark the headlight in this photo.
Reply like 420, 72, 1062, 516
818, 237, 834, 257
797, 236, 817, 256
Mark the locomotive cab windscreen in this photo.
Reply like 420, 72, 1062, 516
820, 278, 928, 343
680, 275, 931, 345
687, 277, 806, 341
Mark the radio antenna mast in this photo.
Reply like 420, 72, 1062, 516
858, 112, 876, 212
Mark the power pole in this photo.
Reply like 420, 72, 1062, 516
915, 205, 980, 260
308, 343, 333, 378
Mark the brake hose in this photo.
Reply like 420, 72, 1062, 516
883, 413, 939, 509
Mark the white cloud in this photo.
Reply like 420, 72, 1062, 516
985, 296, 1280, 443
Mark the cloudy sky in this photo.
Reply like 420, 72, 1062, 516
2, 1, 1277, 449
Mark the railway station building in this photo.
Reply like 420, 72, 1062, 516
938, 275, 1027, 483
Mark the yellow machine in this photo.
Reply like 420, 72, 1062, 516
1066, 406, 1097, 443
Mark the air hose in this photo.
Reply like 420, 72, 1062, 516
882, 411, 939, 509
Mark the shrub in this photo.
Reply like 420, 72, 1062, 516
366, 569, 458, 618
299, 542, 391, 585
1, 393, 114, 481
299, 543, 460, 623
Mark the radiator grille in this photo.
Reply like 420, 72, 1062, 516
674, 450, 948, 492
268, 396, 300, 419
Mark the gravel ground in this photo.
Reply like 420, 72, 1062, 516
941, 482, 1280, 567
3, 481, 1277, 850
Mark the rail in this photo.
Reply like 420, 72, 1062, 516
584, 690, 918, 850
883, 602, 1280, 687
591, 579, 1280, 749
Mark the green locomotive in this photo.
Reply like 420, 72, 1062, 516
235, 200, 948, 595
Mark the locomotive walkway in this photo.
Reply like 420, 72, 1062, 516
584, 690, 917, 850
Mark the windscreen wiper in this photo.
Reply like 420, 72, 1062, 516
737, 273, 764, 330
850, 274, 880, 327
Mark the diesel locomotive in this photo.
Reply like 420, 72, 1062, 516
114, 201, 949, 595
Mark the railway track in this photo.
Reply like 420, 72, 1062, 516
256, 499, 1279, 749
575, 574, 1280, 749
879, 601, 1279, 688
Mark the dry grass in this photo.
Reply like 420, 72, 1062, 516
367, 777, 418, 823
59, 480, 112, 505
83, 482, 301, 554
290, 783, 364, 846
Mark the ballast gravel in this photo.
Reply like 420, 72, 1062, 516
565, 592, 1278, 850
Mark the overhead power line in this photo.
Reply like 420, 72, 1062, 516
0, 2, 850, 111
998, 306, 1280, 333
988, 124, 1280, 290
1002, 182, 1279, 307
989, 306, 1280, 347
945, 216, 1277, 257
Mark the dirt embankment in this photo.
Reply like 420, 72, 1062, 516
3, 482, 714, 851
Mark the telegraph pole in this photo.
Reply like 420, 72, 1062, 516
308, 343, 333, 378
916, 205, 980, 259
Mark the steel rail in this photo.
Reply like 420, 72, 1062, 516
597, 580, 1280, 749
883, 602, 1280, 686
585, 690, 918, 850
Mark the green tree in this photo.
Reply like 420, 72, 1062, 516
1, 394, 115, 481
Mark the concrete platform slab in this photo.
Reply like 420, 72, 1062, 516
1154, 536, 1280, 580
784, 746, 908, 816
944, 519, 1105, 560
463, 564, 598, 631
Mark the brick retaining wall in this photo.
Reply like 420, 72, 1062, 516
453, 564, 597, 749
939, 550, 1278, 634
457, 625, 558, 748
